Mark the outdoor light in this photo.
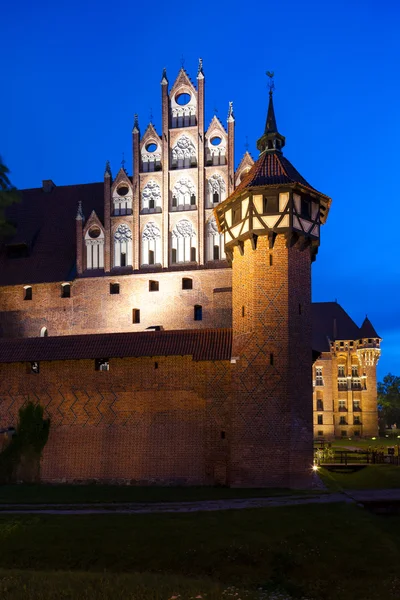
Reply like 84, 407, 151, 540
312, 464, 319, 472
372, 437, 376, 440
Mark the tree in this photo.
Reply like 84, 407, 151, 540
0, 156, 20, 239
378, 373, 400, 430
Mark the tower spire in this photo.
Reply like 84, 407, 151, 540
197, 57, 204, 79
257, 71, 285, 155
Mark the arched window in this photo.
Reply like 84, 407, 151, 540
206, 217, 225, 262
171, 135, 197, 169
61, 283, 71, 298
142, 180, 161, 212
171, 219, 196, 264
207, 174, 226, 208
114, 224, 132, 268
23, 285, 32, 301
171, 177, 196, 210
85, 226, 104, 270
40, 327, 48, 337
113, 184, 132, 216
141, 222, 161, 266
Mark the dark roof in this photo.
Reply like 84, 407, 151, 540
232, 151, 319, 198
359, 316, 380, 339
0, 328, 232, 363
311, 302, 381, 352
0, 182, 104, 285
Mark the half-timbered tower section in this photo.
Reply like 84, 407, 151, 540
215, 87, 332, 487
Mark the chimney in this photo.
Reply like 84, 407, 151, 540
42, 180, 56, 193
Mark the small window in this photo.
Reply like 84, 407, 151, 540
317, 415, 323, 425
120, 253, 126, 267
154, 362, 158, 369
299, 303, 302, 315
172, 195, 177, 208
190, 247, 196, 262
317, 399, 323, 411
232, 204, 241, 225
318, 430, 323, 437
341, 430, 347, 437
110, 283, 120, 295
149, 250, 155, 265
190, 193, 196, 206
61, 283, 71, 298
301, 197, 311, 219
269, 254, 273, 266
338, 365, 345, 377
194, 305, 202, 321
263, 196, 278, 213
132, 309, 140, 324
221, 431, 226, 440
213, 191, 219, 204
149, 280, 159, 292
95, 358, 109, 372
270, 353, 274, 366
24, 286, 32, 301
242, 306, 245, 317
352, 366, 359, 377
182, 278, 192, 290
354, 430, 360, 437
339, 416, 347, 425
29, 361, 40, 374
213, 245, 220, 260
171, 249, 177, 263
149, 199, 155, 209
40, 327, 48, 338
354, 416, 360, 425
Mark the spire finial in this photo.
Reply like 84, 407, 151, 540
266, 71, 275, 97
104, 160, 111, 178
256, 71, 285, 155
227, 101, 234, 122
133, 113, 140, 133
76, 200, 84, 221
161, 68, 168, 85
197, 57, 204, 79
121, 152, 126, 171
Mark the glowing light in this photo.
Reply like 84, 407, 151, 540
372, 437, 376, 440
312, 464, 319, 472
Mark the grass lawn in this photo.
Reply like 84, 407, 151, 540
0, 484, 322, 505
319, 465, 400, 491
0, 504, 399, 599
329, 437, 400, 450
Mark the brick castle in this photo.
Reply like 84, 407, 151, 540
0, 61, 381, 486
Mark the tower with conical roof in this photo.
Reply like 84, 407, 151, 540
215, 77, 332, 487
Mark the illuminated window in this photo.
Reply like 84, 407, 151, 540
110, 283, 120, 295
114, 224, 132, 268
132, 309, 140, 324
149, 280, 159, 292
61, 283, 71, 298
141, 221, 161, 267
194, 305, 202, 321
24, 286, 32, 301
317, 399, 323, 411
182, 278, 192, 290
85, 226, 104, 270
95, 359, 109, 372
352, 366, 359, 377
315, 367, 323, 386
338, 365, 345, 377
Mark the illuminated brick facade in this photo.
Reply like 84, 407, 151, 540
0, 63, 380, 486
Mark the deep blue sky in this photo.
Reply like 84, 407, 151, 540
1, 0, 399, 379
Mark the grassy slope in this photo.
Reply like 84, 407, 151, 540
319, 465, 400, 491
0, 504, 400, 599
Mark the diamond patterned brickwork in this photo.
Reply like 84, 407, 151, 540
230, 235, 313, 488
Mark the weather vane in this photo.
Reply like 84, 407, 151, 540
266, 70, 275, 94
121, 152, 126, 170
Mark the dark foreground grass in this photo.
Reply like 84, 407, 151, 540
319, 465, 400, 491
0, 504, 400, 599
0, 484, 320, 505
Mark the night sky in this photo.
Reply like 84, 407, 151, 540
1, 0, 399, 379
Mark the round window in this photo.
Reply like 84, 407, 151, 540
117, 185, 130, 196
146, 143, 157, 153
210, 136, 222, 146
175, 92, 191, 106
89, 227, 101, 239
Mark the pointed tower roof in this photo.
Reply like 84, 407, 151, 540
227, 101, 234, 123
197, 58, 204, 79
256, 85, 285, 154
104, 160, 112, 178
359, 316, 381, 339
76, 200, 84, 221
132, 114, 140, 134
264, 89, 278, 133
161, 68, 168, 86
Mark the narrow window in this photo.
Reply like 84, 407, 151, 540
232, 204, 241, 225
317, 399, 323, 411
120, 252, 126, 267
154, 362, 158, 369
221, 431, 226, 440
190, 193, 196, 206
149, 280, 159, 292
213, 245, 220, 260
242, 306, 245, 317
194, 305, 202, 321
30, 361, 40, 374
172, 195, 177, 208
110, 283, 120, 295
339, 416, 347, 425
149, 198, 155, 209
95, 358, 109, 372
263, 196, 278, 213
317, 415, 323, 425
298, 303, 302, 315
352, 366, 359, 377
171, 249, 177, 263
182, 278, 193, 290
338, 365, 345, 377
61, 283, 71, 298
213, 191, 219, 204
149, 250, 155, 265
270, 353, 274, 366
318, 431, 323, 437
40, 327, 48, 338
354, 416, 360, 425
301, 197, 311, 219
190, 247, 196, 262
269, 254, 273, 266
132, 309, 140, 324
24, 286, 32, 301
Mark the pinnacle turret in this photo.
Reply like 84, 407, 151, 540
227, 101, 234, 122
197, 57, 204, 79
76, 200, 84, 221
257, 73, 286, 154
132, 114, 140, 134
104, 160, 112, 178
161, 68, 168, 85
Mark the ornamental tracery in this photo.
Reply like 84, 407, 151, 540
142, 222, 161, 240
206, 216, 224, 262
172, 177, 196, 207
142, 180, 161, 210
172, 135, 196, 162
114, 224, 132, 242
172, 219, 196, 239
207, 173, 226, 206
